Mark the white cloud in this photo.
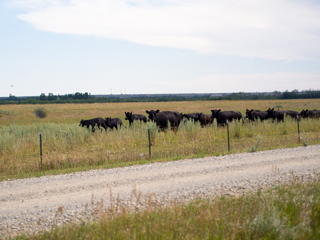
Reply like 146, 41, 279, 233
9, 0, 320, 60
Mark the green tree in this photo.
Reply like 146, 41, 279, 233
40, 93, 47, 101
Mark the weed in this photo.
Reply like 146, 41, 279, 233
250, 135, 263, 152
302, 134, 308, 147
34, 107, 48, 118
233, 121, 242, 138
282, 120, 288, 135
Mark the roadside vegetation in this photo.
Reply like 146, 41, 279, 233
13, 174, 320, 240
0, 99, 320, 180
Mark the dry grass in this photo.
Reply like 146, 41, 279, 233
1, 99, 319, 125
1, 99, 320, 180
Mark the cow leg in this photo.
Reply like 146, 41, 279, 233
101, 123, 107, 131
88, 123, 95, 132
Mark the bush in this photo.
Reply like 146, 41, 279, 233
34, 107, 48, 118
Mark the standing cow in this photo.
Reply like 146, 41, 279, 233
181, 113, 201, 123
146, 110, 182, 131
300, 109, 320, 118
211, 109, 242, 126
267, 108, 284, 122
198, 113, 213, 127
285, 110, 298, 119
79, 117, 107, 132
245, 109, 269, 122
124, 112, 147, 126
105, 117, 123, 130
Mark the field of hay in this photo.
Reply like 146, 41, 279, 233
0, 99, 320, 180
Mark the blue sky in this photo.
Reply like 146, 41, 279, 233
1, 0, 320, 97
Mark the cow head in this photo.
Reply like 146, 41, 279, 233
181, 113, 189, 121
245, 109, 254, 119
211, 109, 221, 119
125, 112, 133, 121
300, 109, 309, 118
105, 117, 112, 125
146, 110, 159, 122
245, 109, 250, 118
79, 119, 86, 127
267, 108, 274, 116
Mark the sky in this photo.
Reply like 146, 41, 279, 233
1, 0, 320, 97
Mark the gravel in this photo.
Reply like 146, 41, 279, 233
1, 144, 320, 238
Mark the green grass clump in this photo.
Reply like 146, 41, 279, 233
34, 107, 48, 118
14, 176, 320, 240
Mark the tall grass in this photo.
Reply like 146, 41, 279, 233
1, 116, 320, 180
14, 174, 320, 240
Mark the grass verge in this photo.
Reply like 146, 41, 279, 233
13, 174, 320, 240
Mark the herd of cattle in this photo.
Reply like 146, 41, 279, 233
79, 108, 320, 132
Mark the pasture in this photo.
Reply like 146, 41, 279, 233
1, 99, 320, 180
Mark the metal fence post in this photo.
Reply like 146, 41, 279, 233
227, 120, 230, 151
297, 115, 300, 143
40, 130, 42, 170
148, 126, 151, 159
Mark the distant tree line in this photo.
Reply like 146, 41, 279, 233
1, 90, 320, 105
40, 92, 91, 101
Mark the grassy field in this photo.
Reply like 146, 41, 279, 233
14, 174, 320, 240
0, 99, 320, 180
2, 99, 320, 239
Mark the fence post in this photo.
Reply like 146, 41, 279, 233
297, 115, 300, 143
227, 120, 230, 152
148, 125, 151, 159
40, 130, 42, 170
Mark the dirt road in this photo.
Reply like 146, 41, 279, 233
1, 145, 319, 237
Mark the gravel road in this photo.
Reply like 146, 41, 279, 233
1, 145, 320, 238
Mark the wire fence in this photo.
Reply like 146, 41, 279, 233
0, 117, 320, 177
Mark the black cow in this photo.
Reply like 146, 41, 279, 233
79, 117, 107, 132
124, 112, 147, 126
267, 108, 284, 122
211, 109, 242, 126
198, 113, 213, 127
146, 110, 181, 131
245, 109, 269, 121
285, 110, 298, 119
181, 113, 201, 123
300, 109, 320, 118
105, 117, 123, 130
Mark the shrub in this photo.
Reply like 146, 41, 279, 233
34, 107, 48, 118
